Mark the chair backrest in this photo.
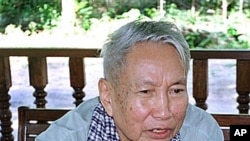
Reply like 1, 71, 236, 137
212, 114, 250, 141
18, 106, 70, 141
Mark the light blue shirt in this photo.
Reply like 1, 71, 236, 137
35, 97, 224, 141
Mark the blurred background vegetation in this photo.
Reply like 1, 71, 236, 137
0, 0, 250, 49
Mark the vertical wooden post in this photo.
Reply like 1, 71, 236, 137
236, 60, 250, 114
69, 57, 85, 107
0, 57, 14, 141
28, 57, 48, 108
193, 59, 208, 110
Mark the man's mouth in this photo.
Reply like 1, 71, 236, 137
152, 129, 168, 133
148, 128, 172, 139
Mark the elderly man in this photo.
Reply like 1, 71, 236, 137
35, 20, 223, 141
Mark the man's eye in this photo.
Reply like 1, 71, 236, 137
169, 89, 184, 95
139, 89, 154, 95
140, 90, 151, 94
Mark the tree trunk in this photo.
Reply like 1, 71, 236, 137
239, 0, 244, 14
61, 0, 76, 34
159, 0, 165, 17
222, 0, 228, 21
191, 0, 195, 16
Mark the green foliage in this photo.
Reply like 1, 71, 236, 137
0, 0, 60, 33
244, 9, 250, 18
164, 3, 196, 25
198, 0, 221, 15
227, 27, 238, 37
0, 0, 17, 32
0, 0, 249, 49
74, 0, 158, 29
183, 27, 249, 49
87, 0, 157, 18
0, 0, 15, 13
29, 4, 60, 32
143, 8, 159, 18
183, 29, 214, 49
221, 27, 249, 49
75, 1, 94, 30
165, 3, 179, 15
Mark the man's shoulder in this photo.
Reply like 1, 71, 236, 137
56, 96, 100, 127
75, 96, 100, 118
184, 104, 213, 123
180, 104, 223, 141
35, 97, 100, 141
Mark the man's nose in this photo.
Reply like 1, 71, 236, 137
152, 93, 172, 120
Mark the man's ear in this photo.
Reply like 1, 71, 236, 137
98, 78, 113, 116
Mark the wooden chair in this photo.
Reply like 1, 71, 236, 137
18, 106, 70, 141
212, 114, 250, 141
18, 106, 250, 141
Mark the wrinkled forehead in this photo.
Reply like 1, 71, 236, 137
125, 41, 182, 64
124, 41, 185, 74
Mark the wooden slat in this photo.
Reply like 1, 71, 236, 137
222, 128, 230, 141
28, 57, 48, 108
213, 114, 250, 126
25, 109, 69, 121
18, 106, 70, 141
69, 57, 85, 106
0, 56, 14, 141
1, 48, 250, 59
191, 49, 250, 59
193, 59, 208, 110
236, 60, 250, 113
26, 137, 35, 141
0, 48, 100, 57
26, 123, 50, 134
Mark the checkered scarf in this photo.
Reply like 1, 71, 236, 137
87, 103, 181, 141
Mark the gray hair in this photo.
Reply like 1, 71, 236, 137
101, 20, 190, 85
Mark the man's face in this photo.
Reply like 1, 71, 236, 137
99, 41, 188, 141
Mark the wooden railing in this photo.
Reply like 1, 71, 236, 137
0, 48, 99, 141
0, 48, 250, 141
191, 50, 250, 113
